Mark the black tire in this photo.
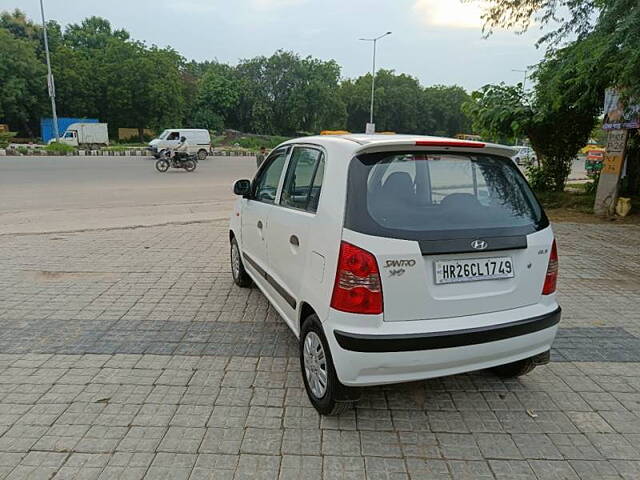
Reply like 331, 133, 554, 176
300, 315, 354, 416
197, 149, 208, 161
184, 159, 197, 172
491, 357, 537, 378
230, 237, 252, 287
155, 159, 170, 173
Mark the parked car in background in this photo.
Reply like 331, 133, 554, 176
585, 149, 605, 175
229, 134, 560, 415
51, 123, 109, 149
512, 146, 536, 165
148, 129, 211, 160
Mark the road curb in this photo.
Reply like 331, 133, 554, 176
1, 149, 257, 158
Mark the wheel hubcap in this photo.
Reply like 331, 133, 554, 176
231, 243, 240, 279
303, 332, 328, 398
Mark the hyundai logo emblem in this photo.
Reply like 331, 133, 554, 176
471, 239, 488, 250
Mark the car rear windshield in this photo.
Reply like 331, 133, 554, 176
345, 151, 548, 240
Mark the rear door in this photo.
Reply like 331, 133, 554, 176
343, 151, 553, 322
240, 148, 289, 280
266, 146, 325, 319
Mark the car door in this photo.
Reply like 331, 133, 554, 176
165, 131, 181, 150
266, 146, 325, 321
240, 148, 289, 283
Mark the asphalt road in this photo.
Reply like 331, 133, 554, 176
0, 154, 588, 236
0, 155, 257, 235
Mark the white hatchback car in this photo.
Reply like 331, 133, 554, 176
229, 134, 560, 415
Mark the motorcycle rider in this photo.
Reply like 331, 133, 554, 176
171, 136, 189, 162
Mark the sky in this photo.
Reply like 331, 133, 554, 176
2, 0, 549, 91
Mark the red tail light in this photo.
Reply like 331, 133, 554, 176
542, 240, 559, 295
330, 242, 383, 315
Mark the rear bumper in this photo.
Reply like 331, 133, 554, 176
335, 307, 560, 353
327, 307, 561, 387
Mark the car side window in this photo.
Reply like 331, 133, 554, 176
253, 150, 287, 204
280, 147, 324, 212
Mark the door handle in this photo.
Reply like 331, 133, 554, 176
290, 235, 299, 246
257, 220, 263, 229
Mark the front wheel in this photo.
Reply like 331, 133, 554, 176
300, 316, 355, 416
184, 159, 197, 172
230, 237, 252, 287
155, 159, 170, 173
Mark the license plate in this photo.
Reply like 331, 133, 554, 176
435, 256, 514, 284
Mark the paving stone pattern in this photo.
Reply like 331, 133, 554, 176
0, 220, 638, 478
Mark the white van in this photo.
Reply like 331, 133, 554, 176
149, 129, 211, 160
229, 134, 560, 415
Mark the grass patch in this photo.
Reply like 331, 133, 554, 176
534, 189, 595, 214
105, 144, 147, 151
213, 133, 291, 151
45, 142, 75, 154
234, 136, 290, 150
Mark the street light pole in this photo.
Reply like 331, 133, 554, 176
40, 0, 59, 142
512, 68, 528, 92
359, 31, 391, 133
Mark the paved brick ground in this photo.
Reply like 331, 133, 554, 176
0, 221, 639, 479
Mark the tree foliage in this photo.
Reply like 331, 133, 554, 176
341, 72, 471, 137
0, 10, 474, 140
464, 44, 600, 191
478, 0, 640, 101
0, 28, 46, 136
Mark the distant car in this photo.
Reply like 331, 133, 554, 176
585, 149, 605, 174
229, 134, 560, 415
512, 146, 536, 165
148, 129, 211, 160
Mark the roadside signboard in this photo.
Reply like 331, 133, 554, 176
603, 89, 640, 130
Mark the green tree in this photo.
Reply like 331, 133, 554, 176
464, 0, 628, 191
341, 72, 471, 136
421, 85, 472, 137
0, 9, 40, 42
464, 68, 598, 191
341, 70, 423, 133
64, 16, 129, 50
233, 50, 345, 135
0, 28, 46, 136
191, 69, 241, 131
478, 0, 639, 103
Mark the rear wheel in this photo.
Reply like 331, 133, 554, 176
230, 237, 252, 287
155, 159, 169, 173
197, 149, 208, 161
184, 159, 197, 172
300, 315, 355, 416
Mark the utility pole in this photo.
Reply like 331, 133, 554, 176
359, 31, 392, 134
40, 0, 59, 142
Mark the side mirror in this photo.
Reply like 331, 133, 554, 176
233, 179, 252, 197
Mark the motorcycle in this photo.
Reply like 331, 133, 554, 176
155, 151, 198, 173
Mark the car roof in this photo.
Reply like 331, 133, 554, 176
282, 134, 517, 158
